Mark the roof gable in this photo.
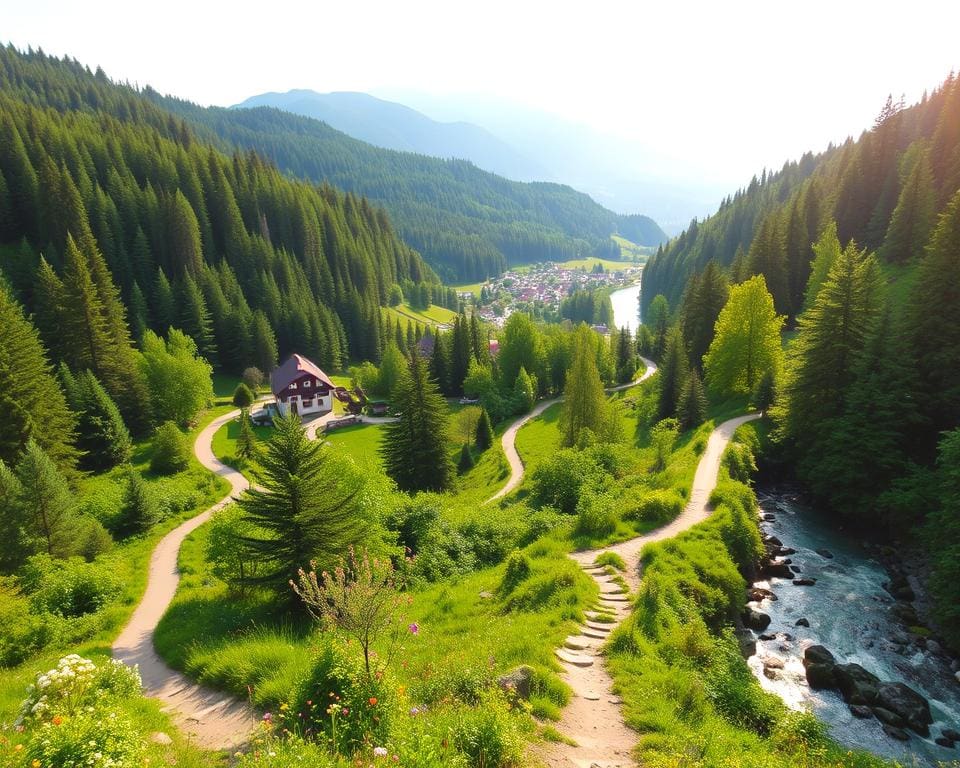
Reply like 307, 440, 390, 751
271, 354, 334, 395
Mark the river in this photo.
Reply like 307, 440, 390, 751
748, 487, 960, 765
610, 280, 642, 332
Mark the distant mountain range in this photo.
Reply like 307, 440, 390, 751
235, 89, 721, 234
234, 90, 549, 182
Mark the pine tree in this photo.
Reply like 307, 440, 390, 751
0, 459, 30, 572
804, 221, 842, 311
560, 325, 608, 447
677, 370, 707, 430
475, 407, 494, 451
752, 368, 777, 411
113, 468, 158, 538
236, 411, 258, 462
704, 275, 784, 397
458, 443, 475, 473
657, 326, 689, 419
235, 413, 366, 594
614, 327, 636, 383
882, 149, 937, 264
908, 188, 960, 431
251, 310, 278, 374
682, 261, 729, 369
65, 368, 132, 471
0, 282, 78, 471
429, 332, 451, 395
178, 274, 217, 364
450, 314, 472, 395
152, 267, 176, 332
233, 382, 255, 409
380, 353, 454, 492
15, 439, 75, 558
514, 366, 536, 413
647, 294, 670, 361
747, 212, 790, 315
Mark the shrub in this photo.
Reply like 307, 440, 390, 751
290, 637, 393, 754
721, 443, 757, 484
205, 504, 262, 589
234, 736, 343, 767
0, 581, 51, 667
499, 550, 531, 593
650, 418, 680, 471
112, 468, 159, 538
622, 488, 684, 526
19, 554, 121, 619
233, 382, 255, 408
518, 507, 567, 547
530, 449, 602, 515
74, 515, 114, 560
595, 551, 626, 571
150, 421, 191, 475
242, 366, 265, 393
574, 489, 617, 538
448, 691, 524, 768
22, 709, 144, 768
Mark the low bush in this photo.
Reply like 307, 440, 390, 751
19, 554, 122, 619
0, 582, 51, 667
530, 449, 603, 515
574, 488, 617, 538
622, 488, 684, 526
595, 551, 626, 571
289, 636, 393, 755
499, 550, 531, 593
150, 421, 191, 475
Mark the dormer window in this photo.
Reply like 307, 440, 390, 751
289, 382, 297, 390
303, 380, 311, 388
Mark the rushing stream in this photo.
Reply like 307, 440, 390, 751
748, 487, 960, 765
609, 281, 641, 332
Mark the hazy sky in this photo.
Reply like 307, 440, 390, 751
5, 0, 959, 186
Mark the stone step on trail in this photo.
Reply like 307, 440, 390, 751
600, 584, 627, 594
555, 648, 594, 667
581, 627, 610, 639
585, 620, 615, 632
564, 635, 596, 651
585, 610, 617, 620
600, 594, 630, 603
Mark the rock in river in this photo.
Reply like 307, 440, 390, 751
834, 663, 881, 704
803, 645, 836, 690
792, 578, 817, 586
795, 617, 810, 627
742, 608, 771, 631
876, 681, 933, 736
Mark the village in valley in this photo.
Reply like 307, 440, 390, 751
469, 259, 644, 327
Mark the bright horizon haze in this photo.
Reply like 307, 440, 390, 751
5, 0, 959, 196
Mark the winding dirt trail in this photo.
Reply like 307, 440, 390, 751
112, 407, 260, 750
485, 358, 658, 504
541, 412, 762, 767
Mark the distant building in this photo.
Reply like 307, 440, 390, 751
270, 353, 335, 417
489, 339, 500, 357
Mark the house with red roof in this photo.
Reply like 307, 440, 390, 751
270, 354, 335, 418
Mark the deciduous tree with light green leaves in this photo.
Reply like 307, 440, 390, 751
704, 275, 784, 398
139, 329, 214, 426
560, 325, 608, 448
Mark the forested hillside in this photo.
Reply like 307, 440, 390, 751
643, 73, 960, 644
0, 45, 438, 406
155, 98, 667, 281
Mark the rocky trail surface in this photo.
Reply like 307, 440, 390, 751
540, 412, 762, 767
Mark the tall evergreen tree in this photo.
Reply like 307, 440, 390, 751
907, 188, 960, 432
0, 283, 77, 471
677, 370, 707, 430
450, 314, 472, 395
15, 440, 75, 558
61, 367, 132, 471
380, 352, 454, 492
475, 407, 494, 451
803, 221, 842, 311
682, 260, 729, 369
251, 310, 279, 373
178, 274, 217, 364
113, 468, 158, 539
236, 413, 366, 594
657, 326, 689, 420
647, 294, 670, 361
882, 149, 937, 264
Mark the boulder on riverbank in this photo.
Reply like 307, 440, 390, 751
803, 645, 836, 689
742, 608, 771, 631
792, 577, 817, 586
834, 663, 881, 704
763, 562, 794, 579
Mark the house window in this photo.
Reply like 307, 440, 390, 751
303, 380, 311, 388
289, 382, 297, 389
302, 398, 313, 408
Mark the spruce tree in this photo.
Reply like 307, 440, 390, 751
65, 368, 132, 471
113, 468, 158, 538
908, 188, 960, 431
475, 407, 494, 451
152, 267, 176, 332
682, 261, 729, 369
178, 274, 217, 364
236, 411, 258, 462
458, 443, 475, 473
514, 366, 536, 413
450, 315, 472, 395
647, 294, 670, 361
657, 326, 689, 420
804, 221, 842, 311
560, 325, 608, 447
677, 370, 707, 430
251, 310, 278, 373
236, 412, 366, 593
380, 353, 454, 492
614, 326, 637, 383
15, 440, 75, 558
0, 282, 77, 471
882, 149, 937, 264
233, 383, 255, 409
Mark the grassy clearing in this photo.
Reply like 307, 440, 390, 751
384, 302, 458, 329
452, 281, 485, 297
611, 235, 655, 262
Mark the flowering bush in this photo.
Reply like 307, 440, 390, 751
16, 655, 141, 726
286, 637, 393, 755
20, 709, 143, 768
